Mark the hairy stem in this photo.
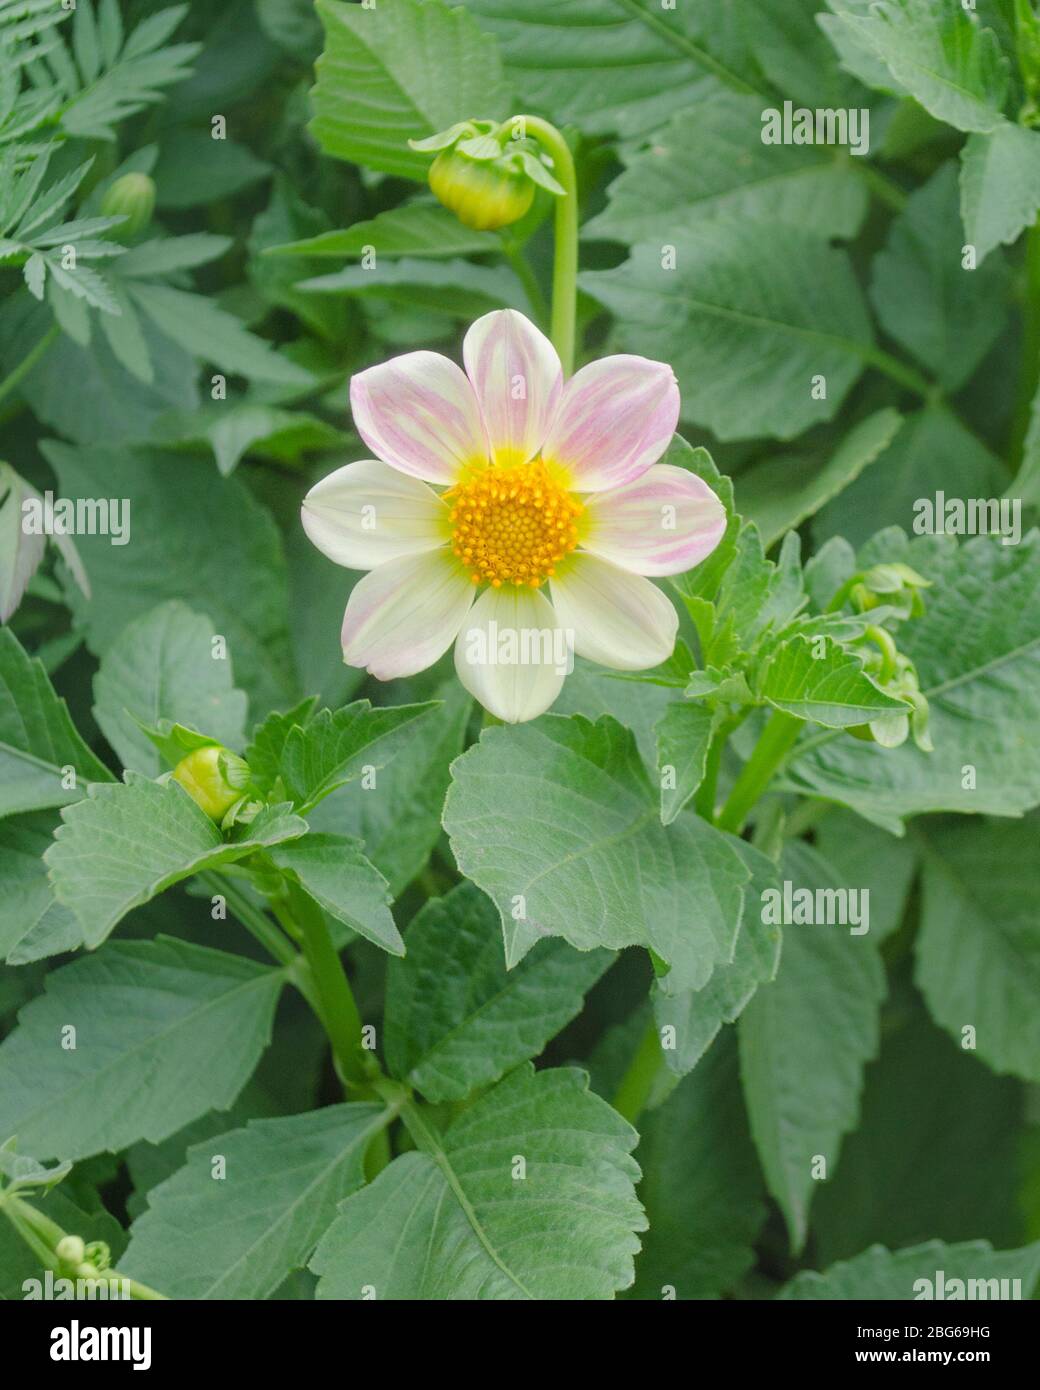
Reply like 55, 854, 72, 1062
512, 115, 578, 374
612, 1019, 666, 1125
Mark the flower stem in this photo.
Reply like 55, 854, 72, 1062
716, 711, 803, 836
612, 1020, 665, 1125
513, 115, 578, 375
1, 1195, 168, 1300
0, 323, 59, 407
278, 880, 369, 1091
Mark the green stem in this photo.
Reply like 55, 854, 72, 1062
201, 871, 297, 967
862, 344, 935, 400
0, 323, 59, 407
694, 710, 747, 822
716, 711, 803, 836
281, 880, 368, 1090
612, 1020, 665, 1125
856, 161, 907, 212
513, 115, 578, 374
1010, 217, 1040, 470
503, 239, 550, 329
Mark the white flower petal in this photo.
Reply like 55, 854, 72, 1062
463, 309, 562, 465
541, 354, 679, 491
549, 553, 678, 670
302, 459, 449, 570
581, 463, 727, 576
454, 584, 568, 723
350, 350, 487, 484
341, 549, 474, 680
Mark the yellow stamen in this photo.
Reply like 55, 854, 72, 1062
445, 461, 582, 589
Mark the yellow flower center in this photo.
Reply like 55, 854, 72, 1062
446, 461, 583, 588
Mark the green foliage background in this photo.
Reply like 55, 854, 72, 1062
0, 0, 1039, 1301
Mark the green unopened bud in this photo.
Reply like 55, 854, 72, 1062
428, 147, 535, 231
55, 1235, 86, 1267
172, 745, 251, 821
83, 1240, 112, 1272
100, 173, 156, 241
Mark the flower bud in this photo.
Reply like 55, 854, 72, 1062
172, 745, 251, 821
55, 1235, 86, 1267
100, 173, 156, 241
428, 147, 535, 231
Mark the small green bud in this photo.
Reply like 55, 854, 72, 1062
428, 147, 535, 231
100, 173, 156, 241
55, 1235, 86, 1267
172, 745, 251, 821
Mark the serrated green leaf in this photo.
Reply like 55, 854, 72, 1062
92, 600, 248, 777
270, 203, 500, 259
311, 1064, 646, 1299
311, 0, 510, 180
269, 832, 402, 955
385, 881, 613, 1101
0, 936, 285, 1160
582, 221, 874, 441
0, 626, 114, 818
960, 122, 1040, 264
444, 714, 749, 990
121, 1104, 389, 1298
0, 811, 80, 964
779, 1238, 1040, 1300
756, 633, 908, 728
586, 92, 868, 245
281, 699, 438, 812
654, 700, 713, 825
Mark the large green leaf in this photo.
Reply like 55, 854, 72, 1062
815, 809, 918, 942
582, 220, 874, 441
0, 937, 285, 1160
756, 634, 909, 728
121, 1105, 389, 1298
444, 714, 749, 990
823, 0, 1009, 133
45, 777, 306, 948
461, 0, 762, 139
916, 816, 1040, 1083
0, 627, 113, 819
384, 881, 613, 1101
739, 842, 885, 1250
960, 123, 1040, 264
630, 1030, 766, 1300
311, 1064, 646, 1299
586, 92, 867, 245
44, 442, 297, 717
92, 600, 248, 776
870, 163, 1009, 391
784, 532, 1040, 830
311, 0, 510, 180
270, 203, 501, 260
779, 1238, 1040, 1300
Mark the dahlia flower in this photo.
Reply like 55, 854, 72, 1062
302, 309, 725, 722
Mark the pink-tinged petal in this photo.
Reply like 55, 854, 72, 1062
541, 354, 679, 492
302, 459, 449, 570
341, 549, 474, 680
549, 554, 678, 670
454, 584, 567, 723
581, 464, 726, 576
350, 351, 487, 484
463, 309, 562, 465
